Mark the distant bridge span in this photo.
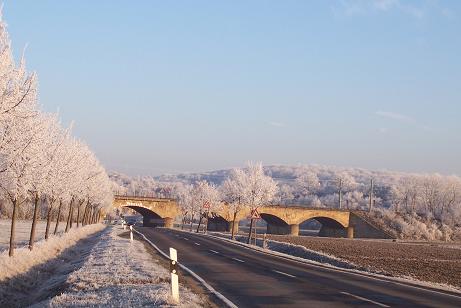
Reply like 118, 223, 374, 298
113, 195, 392, 239
113, 195, 179, 228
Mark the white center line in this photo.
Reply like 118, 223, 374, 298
231, 257, 245, 263
340, 292, 390, 307
273, 270, 296, 278
194, 242, 201, 246
209, 250, 220, 254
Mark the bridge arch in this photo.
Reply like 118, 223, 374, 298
124, 205, 162, 219
114, 196, 179, 228
121, 204, 174, 228
298, 216, 349, 237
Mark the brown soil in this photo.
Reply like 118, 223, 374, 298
266, 235, 461, 288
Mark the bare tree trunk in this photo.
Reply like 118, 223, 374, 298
196, 213, 203, 233
65, 199, 73, 232
76, 201, 82, 227
90, 207, 94, 224
231, 211, 238, 240
9, 198, 18, 257
91, 208, 96, 224
29, 193, 40, 250
45, 199, 54, 240
70, 205, 74, 228
82, 202, 89, 226
247, 218, 254, 244
189, 214, 195, 232
87, 207, 93, 225
54, 199, 63, 235
85, 207, 90, 225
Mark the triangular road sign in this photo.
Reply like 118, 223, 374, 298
250, 208, 261, 219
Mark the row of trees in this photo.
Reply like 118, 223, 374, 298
0, 13, 113, 256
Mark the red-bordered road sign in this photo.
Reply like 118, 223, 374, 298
249, 208, 261, 219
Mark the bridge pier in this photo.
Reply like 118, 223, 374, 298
164, 218, 174, 229
347, 226, 354, 239
289, 224, 299, 236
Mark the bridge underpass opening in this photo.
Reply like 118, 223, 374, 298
207, 215, 231, 232
300, 217, 351, 238
125, 206, 173, 228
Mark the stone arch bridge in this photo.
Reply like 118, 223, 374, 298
113, 195, 391, 239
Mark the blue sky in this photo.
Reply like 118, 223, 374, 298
3, 1, 461, 175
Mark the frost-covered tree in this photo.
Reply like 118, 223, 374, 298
174, 183, 193, 229
220, 168, 247, 239
241, 162, 277, 244
294, 169, 320, 204
192, 181, 220, 233
0, 12, 113, 256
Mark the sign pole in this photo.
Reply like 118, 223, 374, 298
170, 247, 180, 304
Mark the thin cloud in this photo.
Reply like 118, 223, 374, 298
375, 111, 415, 124
332, 0, 451, 19
375, 110, 433, 132
268, 121, 285, 128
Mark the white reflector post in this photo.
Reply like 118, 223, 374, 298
170, 247, 179, 304
130, 225, 133, 242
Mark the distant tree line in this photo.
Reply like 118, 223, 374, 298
111, 164, 461, 241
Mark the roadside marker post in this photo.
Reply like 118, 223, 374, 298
123, 222, 126, 230
170, 247, 180, 304
130, 225, 133, 242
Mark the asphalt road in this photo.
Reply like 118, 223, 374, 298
137, 227, 461, 308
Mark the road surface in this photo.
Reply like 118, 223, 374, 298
137, 227, 461, 307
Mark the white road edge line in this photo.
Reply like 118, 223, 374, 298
132, 228, 237, 308
340, 291, 390, 307
273, 270, 296, 278
231, 257, 245, 263
194, 242, 200, 246
209, 249, 220, 254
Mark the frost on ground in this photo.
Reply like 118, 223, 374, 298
0, 224, 106, 307
0, 219, 66, 252
34, 226, 205, 308
0, 223, 105, 282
